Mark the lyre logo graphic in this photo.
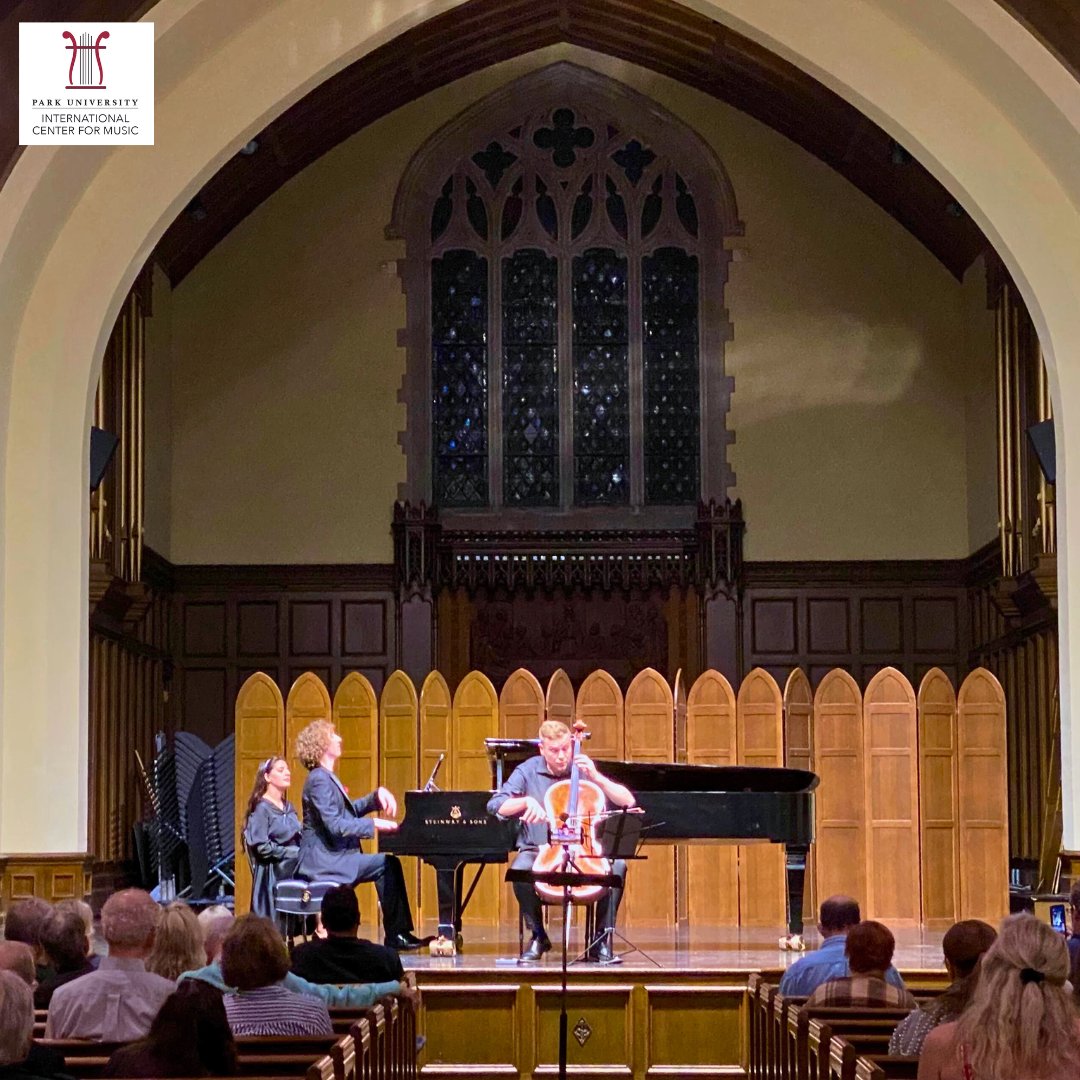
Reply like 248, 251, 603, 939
63, 30, 109, 90
449, 805, 462, 821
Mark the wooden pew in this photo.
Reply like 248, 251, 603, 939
853, 1055, 920, 1080
747, 974, 769, 1080
803, 1013, 908, 1080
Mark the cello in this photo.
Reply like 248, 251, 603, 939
532, 718, 612, 903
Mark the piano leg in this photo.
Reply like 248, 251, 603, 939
432, 860, 460, 937
782, 844, 809, 950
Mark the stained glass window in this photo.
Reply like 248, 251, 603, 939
642, 247, 699, 504
572, 249, 630, 505
432, 250, 488, 507
503, 250, 559, 505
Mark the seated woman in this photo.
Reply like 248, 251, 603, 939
105, 980, 237, 1078
147, 902, 205, 982
219, 915, 333, 1037
243, 756, 301, 919
34, 907, 95, 1008
917, 913, 1080, 1080
294, 720, 422, 950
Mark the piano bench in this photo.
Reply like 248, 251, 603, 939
274, 879, 339, 941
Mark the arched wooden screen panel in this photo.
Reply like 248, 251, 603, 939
736, 668, 785, 926
575, 669, 624, 760
863, 667, 920, 924
957, 668, 1009, 922
918, 668, 959, 929
546, 668, 575, 727
500, 668, 545, 740
623, 668, 676, 926
686, 669, 738, 925
333, 672, 381, 929
285, 671, 333, 801
380, 671, 420, 912
783, 668, 815, 920
452, 671, 500, 923
674, 669, 688, 764
234, 673, 285, 916
813, 670, 866, 906
419, 671, 453, 923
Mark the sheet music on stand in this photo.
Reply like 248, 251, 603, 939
594, 807, 650, 860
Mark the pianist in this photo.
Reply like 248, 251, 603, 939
487, 719, 636, 964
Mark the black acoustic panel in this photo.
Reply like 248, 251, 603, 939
1027, 419, 1055, 485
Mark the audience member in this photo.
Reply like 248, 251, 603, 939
806, 920, 917, 1007
180, 911, 401, 1009
290, 885, 404, 985
890, 919, 996, 1055
778, 896, 908, 995
105, 980, 237, 1078
200, 914, 234, 968
918, 914, 1080, 1080
3, 900, 54, 986
147, 903, 204, 981
35, 908, 96, 1008
219, 915, 333, 1036
0, 970, 50, 1080
0, 942, 64, 1077
46, 888, 174, 1040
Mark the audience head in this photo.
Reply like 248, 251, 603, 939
54, 899, 95, 957
295, 719, 337, 770
3, 898, 51, 958
220, 914, 289, 991
147, 902, 204, 980
321, 885, 361, 936
202, 914, 234, 965
100, 888, 161, 955
538, 720, 572, 775
844, 920, 895, 976
818, 895, 861, 937
0, 969, 33, 1067
0, 942, 36, 988
132, 980, 237, 1075
958, 913, 1080, 1078
942, 919, 997, 979
40, 907, 91, 974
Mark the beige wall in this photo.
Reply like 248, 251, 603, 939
144, 263, 174, 558
160, 43, 997, 564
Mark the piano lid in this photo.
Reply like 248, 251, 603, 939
594, 760, 819, 794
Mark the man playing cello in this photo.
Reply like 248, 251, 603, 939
487, 719, 636, 964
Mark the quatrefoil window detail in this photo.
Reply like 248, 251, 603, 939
471, 142, 517, 189
534, 108, 595, 168
612, 139, 656, 185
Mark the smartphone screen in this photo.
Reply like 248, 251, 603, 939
1050, 902, 1067, 933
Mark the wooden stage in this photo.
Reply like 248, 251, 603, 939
402, 923, 948, 1079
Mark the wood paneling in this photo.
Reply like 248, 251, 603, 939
419, 671, 453, 922
499, 668, 545, 739
736, 669, 785, 927
813, 670, 866, 905
918, 668, 960, 930
783, 668, 814, 919
958, 669, 1010, 922
286, 671, 333, 796
686, 669, 738, 926
862, 667, 920, 924
546, 668, 575, 726
233, 673, 285, 916
623, 668, 675, 926
576, 670, 625, 761
380, 671, 420, 912
0, 855, 93, 912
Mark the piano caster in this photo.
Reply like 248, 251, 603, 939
429, 935, 457, 958
778, 933, 806, 952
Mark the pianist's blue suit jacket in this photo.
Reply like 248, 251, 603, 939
297, 765, 382, 885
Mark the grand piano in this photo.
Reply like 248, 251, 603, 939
379, 740, 819, 938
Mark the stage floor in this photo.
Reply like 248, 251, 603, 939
402, 921, 949, 976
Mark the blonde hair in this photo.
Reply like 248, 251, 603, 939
295, 719, 335, 769
147, 902, 204, 980
539, 719, 570, 741
956, 913, 1080, 1079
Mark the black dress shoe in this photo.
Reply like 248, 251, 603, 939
519, 935, 552, 962
385, 932, 424, 951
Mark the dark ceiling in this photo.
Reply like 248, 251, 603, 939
5, 0, 1080, 284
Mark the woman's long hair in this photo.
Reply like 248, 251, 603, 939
147, 902, 205, 982
956, 913, 1080, 1079
244, 756, 284, 822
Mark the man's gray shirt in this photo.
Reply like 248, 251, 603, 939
487, 755, 561, 849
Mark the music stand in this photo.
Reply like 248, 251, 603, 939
506, 866, 623, 1080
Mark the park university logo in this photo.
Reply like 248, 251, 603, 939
19, 22, 154, 146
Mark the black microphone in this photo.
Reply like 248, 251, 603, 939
424, 753, 446, 792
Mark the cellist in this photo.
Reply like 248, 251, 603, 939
487, 718, 636, 964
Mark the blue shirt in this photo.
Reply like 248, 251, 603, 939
777, 933, 906, 996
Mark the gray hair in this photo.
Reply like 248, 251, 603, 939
55, 898, 94, 936
100, 888, 160, 949
0, 970, 33, 1065
0, 942, 35, 987
196, 905, 231, 928
202, 914, 234, 963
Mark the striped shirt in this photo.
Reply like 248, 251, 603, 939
806, 973, 917, 1009
223, 982, 333, 1036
